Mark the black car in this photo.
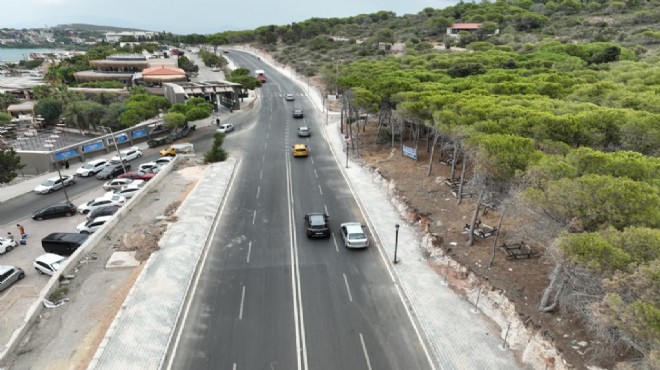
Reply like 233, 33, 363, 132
293, 109, 304, 118
304, 213, 331, 238
87, 205, 121, 221
32, 202, 77, 221
96, 163, 131, 180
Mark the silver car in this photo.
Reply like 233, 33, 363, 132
0, 265, 25, 292
297, 126, 310, 137
340, 222, 370, 249
33, 175, 75, 194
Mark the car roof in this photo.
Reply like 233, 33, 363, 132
94, 215, 114, 222
0, 265, 18, 274
341, 222, 364, 232
308, 214, 327, 225
36, 253, 66, 264
87, 159, 107, 164
293, 143, 307, 149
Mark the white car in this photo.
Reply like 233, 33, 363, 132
104, 182, 144, 199
0, 237, 19, 255
102, 178, 138, 191
34, 253, 67, 275
110, 147, 142, 164
33, 175, 75, 194
78, 195, 125, 214
339, 222, 370, 249
76, 215, 113, 234
75, 159, 110, 177
154, 156, 175, 166
217, 123, 234, 133
138, 162, 163, 173
285, 94, 294, 101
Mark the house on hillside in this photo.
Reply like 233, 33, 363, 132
446, 23, 499, 37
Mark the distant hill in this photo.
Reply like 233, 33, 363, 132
52, 23, 151, 32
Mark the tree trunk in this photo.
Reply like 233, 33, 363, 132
539, 264, 565, 312
427, 133, 438, 177
391, 116, 395, 148
414, 124, 420, 162
488, 205, 507, 268
465, 189, 485, 247
456, 151, 467, 205
450, 143, 460, 180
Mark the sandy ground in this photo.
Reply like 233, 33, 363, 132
8, 161, 206, 370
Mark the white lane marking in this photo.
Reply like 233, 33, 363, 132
166, 159, 242, 369
360, 333, 373, 370
324, 204, 328, 215
314, 169, 318, 178
332, 233, 339, 252
343, 273, 353, 303
260, 169, 263, 179
239, 285, 246, 320
286, 150, 308, 370
252, 210, 257, 225
247, 241, 252, 263
256, 186, 261, 199
262, 154, 265, 163
318, 185, 323, 195
264, 142, 268, 150
310, 157, 314, 165
233, 363, 236, 370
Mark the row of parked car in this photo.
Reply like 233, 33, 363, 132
1, 151, 176, 293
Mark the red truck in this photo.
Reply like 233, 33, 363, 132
255, 69, 267, 83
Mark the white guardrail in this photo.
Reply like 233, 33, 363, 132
0, 155, 182, 364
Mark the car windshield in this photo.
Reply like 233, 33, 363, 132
52, 261, 62, 270
295, 148, 306, 152
349, 233, 366, 240
82, 163, 94, 169
41, 180, 56, 186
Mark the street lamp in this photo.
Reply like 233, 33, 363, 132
100, 126, 127, 174
393, 224, 400, 264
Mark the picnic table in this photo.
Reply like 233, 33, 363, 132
500, 241, 537, 260
463, 222, 497, 239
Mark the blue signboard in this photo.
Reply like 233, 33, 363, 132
131, 129, 147, 139
402, 145, 417, 160
82, 141, 104, 153
54, 148, 78, 161
106, 133, 129, 146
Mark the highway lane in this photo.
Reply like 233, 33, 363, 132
170, 50, 434, 370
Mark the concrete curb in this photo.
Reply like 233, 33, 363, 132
0, 156, 179, 366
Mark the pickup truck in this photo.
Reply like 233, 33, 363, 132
147, 123, 196, 148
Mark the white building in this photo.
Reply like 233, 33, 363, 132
105, 31, 156, 43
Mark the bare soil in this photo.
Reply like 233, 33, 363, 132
355, 123, 596, 369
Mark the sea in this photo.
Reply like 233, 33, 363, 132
0, 48, 64, 63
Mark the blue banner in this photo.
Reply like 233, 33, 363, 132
54, 148, 78, 161
131, 129, 147, 139
107, 133, 129, 146
82, 140, 104, 153
402, 145, 417, 160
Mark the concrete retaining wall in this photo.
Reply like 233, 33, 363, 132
0, 156, 179, 365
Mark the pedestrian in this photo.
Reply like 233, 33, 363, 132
17, 224, 25, 239
6, 232, 14, 242
216, 118, 220, 126
65, 160, 70, 169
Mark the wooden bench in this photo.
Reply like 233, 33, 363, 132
500, 242, 537, 260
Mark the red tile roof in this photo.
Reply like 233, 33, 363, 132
142, 65, 186, 76
450, 23, 482, 30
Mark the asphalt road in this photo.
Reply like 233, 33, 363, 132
169, 51, 434, 370
0, 128, 217, 227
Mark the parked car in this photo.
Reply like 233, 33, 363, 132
0, 265, 25, 292
87, 205, 121, 221
0, 237, 19, 255
340, 222, 370, 249
118, 170, 155, 181
138, 162, 163, 173
96, 163, 131, 180
297, 126, 310, 137
154, 156, 175, 166
104, 182, 144, 199
211, 67, 220, 72
217, 123, 234, 133
78, 195, 125, 214
110, 147, 142, 163
33, 253, 67, 276
33, 175, 75, 194
293, 109, 303, 118
285, 93, 295, 101
41, 233, 89, 256
32, 202, 77, 220
102, 178, 138, 191
303, 213, 330, 238
76, 215, 113, 234
292, 144, 309, 157
75, 159, 110, 177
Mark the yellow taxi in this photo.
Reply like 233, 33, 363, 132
292, 144, 309, 157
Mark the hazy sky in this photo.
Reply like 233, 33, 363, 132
1, 0, 461, 35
